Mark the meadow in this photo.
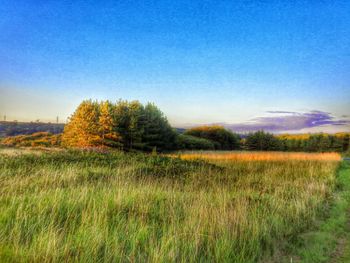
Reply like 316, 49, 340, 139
0, 148, 342, 262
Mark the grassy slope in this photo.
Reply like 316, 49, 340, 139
283, 161, 350, 262
0, 150, 340, 262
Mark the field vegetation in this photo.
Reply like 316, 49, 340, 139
0, 132, 61, 148
0, 149, 341, 262
175, 151, 341, 162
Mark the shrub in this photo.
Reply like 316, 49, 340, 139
0, 132, 61, 147
176, 134, 215, 150
184, 125, 240, 150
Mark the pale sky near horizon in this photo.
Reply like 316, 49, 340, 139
1, 1, 349, 132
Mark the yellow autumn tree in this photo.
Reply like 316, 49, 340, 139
99, 101, 122, 147
62, 100, 102, 147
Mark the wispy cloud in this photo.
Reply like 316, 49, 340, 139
218, 111, 350, 133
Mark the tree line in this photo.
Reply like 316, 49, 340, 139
243, 131, 350, 152
57, 100, 350, 153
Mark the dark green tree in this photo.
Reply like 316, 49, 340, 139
142, 103, 177, 152
343, 134, 350, 152
176, 134, 215, 150
184, 126, 240, 150
128, 101, 146, 150
245, 131, 280, 151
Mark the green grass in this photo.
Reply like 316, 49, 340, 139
282, 161, 350, 263
0, 149, 340, 262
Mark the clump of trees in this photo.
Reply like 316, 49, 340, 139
62, 100, 176, 151
278, 133, 349, 152
243, 131, 350, 152
184, 125, 240, 150
243, 131, 280, 151
176, 134, 215, 150
62, 101, 242, 152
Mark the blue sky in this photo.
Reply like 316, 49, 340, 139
0, 0, 349, 132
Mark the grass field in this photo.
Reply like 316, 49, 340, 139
174, 151, 341, 161
0, 149, 342, 262
289, 161, 350, 263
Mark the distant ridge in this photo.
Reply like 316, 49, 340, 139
0, 121, 64, 137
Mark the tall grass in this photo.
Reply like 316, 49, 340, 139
174, 151, 341, 161
0, 149, 340, 262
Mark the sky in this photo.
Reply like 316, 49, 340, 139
0, 0, 349, 133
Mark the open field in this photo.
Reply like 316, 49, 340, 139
0, 149, 342, 262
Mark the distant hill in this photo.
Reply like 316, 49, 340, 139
0, 121, 64, 137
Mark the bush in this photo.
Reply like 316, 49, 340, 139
184, 126, 240, 150
176, 134, 215, 150
0, 132, 61, 147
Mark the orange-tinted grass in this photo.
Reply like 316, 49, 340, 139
174, 151, 341, 162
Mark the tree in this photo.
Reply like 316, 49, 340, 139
99, 101, 122, 147
176, 134, 215, 150
343, 134, 350, 152
142, 103, 176, 151
245, 131, 280, 151
319, 135, 331, 152
128, 101, 146, 150
62, 100, 102, 147
113, 100, 131, 150
184, 126, 240, 150
307, 135, 323, 152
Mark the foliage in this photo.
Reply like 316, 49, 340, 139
245, 130, 280, 151
62, 100, 176, 151
184, 125, 240, 150
141, 103, 177, 152
176, 134, 215, 150
280, 133, 349, 152
342, 134, 350, 152
246, 131, 350, 152
276, 133, 311, 140
62, 100, 102, 147
99, 101, 122, 147
0, 132, 61, 147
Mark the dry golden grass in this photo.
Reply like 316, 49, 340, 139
0, 147, 63, 156
0, 147, 43, 156
175, 151, 341, 162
